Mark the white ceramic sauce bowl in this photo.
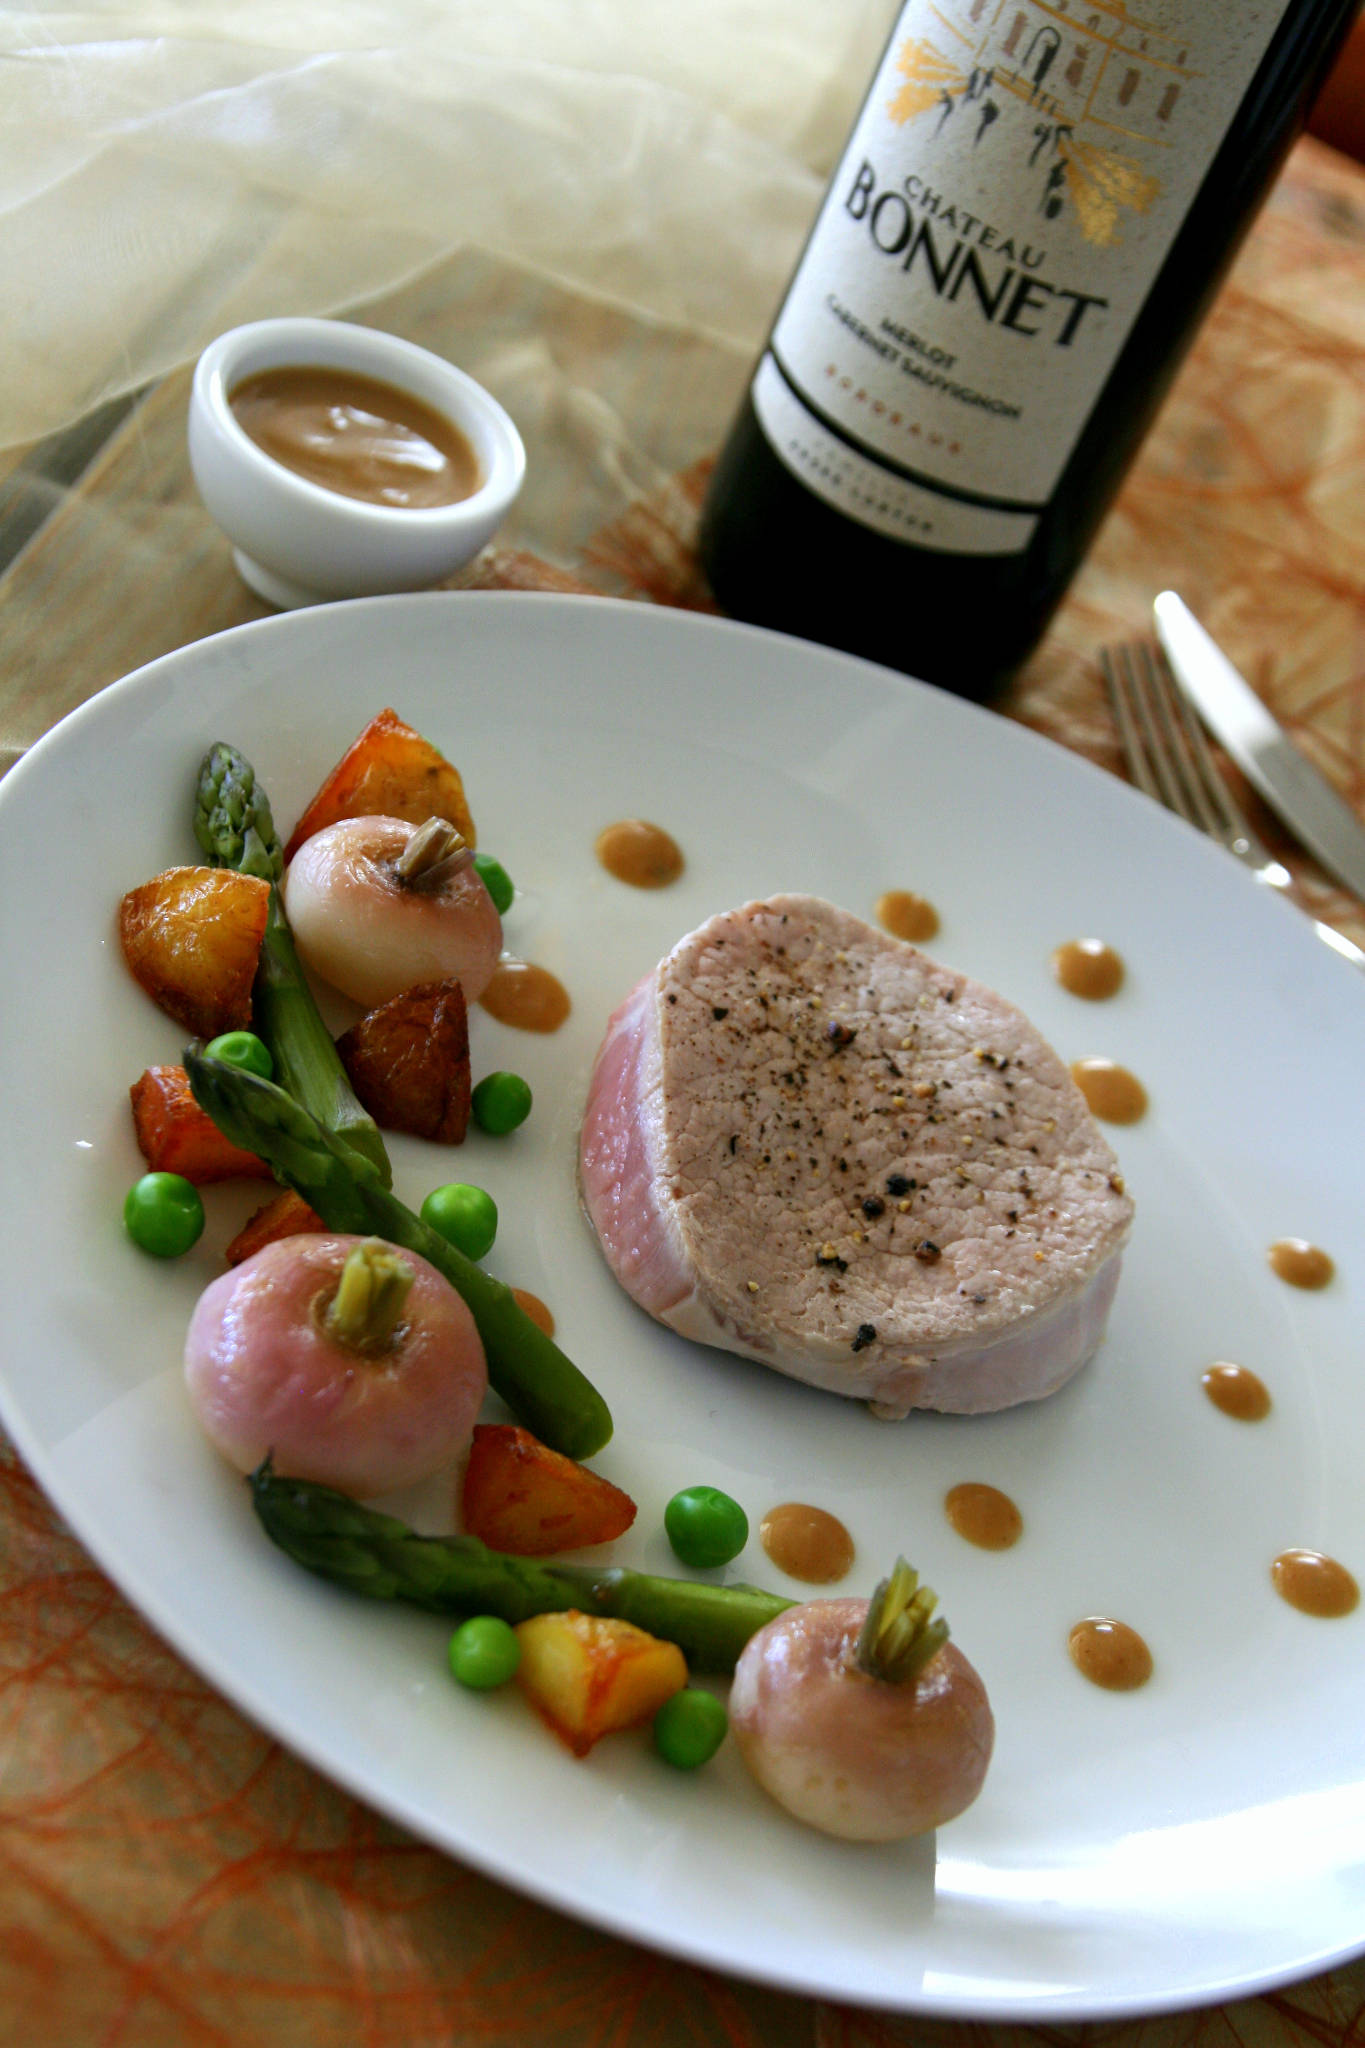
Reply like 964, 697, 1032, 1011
189, 317, 526, 608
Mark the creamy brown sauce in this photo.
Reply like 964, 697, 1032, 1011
229, 365, 481, 509
1052, 938, 1124, 1001
1201, 1361, 1271, 1422
1267, 1239, 1334, 1290
511, 1288, 555, 1337
1068, 1616, 1153, 1690
875, 890, 940, 944
1271, 1549, 1359, 1618
1069, 1057, 1148, 1124
944, 1481, 1022, 1550
759, 1502, 855, 1584
595, 820, 684, 889
478, 959, 570, 1034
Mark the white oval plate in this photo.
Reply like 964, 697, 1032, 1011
1, 592, 1362, 2022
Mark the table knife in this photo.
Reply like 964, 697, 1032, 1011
1153, 590, 1365, 901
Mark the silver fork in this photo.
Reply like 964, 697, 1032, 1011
1101, 638, 1365, 971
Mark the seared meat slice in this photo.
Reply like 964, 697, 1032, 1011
579, 896, 1133, 1415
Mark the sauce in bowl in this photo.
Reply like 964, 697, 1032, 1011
229, 365, 482, 510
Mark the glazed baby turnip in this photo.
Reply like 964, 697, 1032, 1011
284, 815, 502, 1008
184, 1233, 487, 1496
729, 1561, 993, 1841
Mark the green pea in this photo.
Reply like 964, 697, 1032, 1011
663, 1485, 749, 1570
421, 1182, 499, 1261
448, 1615, 522, 1691
653, 1688, 728, 1770
473, 852, 515, 917
123, 1172, 206, 1259
204, 1030, 274, 1079
471, 1071, 533, 1136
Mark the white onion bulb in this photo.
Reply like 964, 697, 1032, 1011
284, 814, 502, 1008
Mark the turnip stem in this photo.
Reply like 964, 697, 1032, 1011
325, 1240, 415, 1351
853, 1559, 950, 1683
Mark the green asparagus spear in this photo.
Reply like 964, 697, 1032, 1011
193, 744, 391, 1188
185, 1049, 614, 1460
194, 742, 286, 883
251, 1460, 794, 1672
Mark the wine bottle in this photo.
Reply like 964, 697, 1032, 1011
699, 0, 1359, 701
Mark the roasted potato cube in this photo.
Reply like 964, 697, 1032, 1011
130, 1065, 276, 1185
119, 866, 270, 1039
336, 978, 471, 1143
461, 1424, 637, 1555
514, 1611, 687, 1757
225, 1187, 327, 1264
283, 708, 476, 862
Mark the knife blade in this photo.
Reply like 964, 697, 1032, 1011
1153, 590, 1365, 901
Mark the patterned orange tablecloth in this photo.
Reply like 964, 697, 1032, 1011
1, 133, 1364, 2048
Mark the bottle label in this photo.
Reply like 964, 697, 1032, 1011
756, 0, 1287, 554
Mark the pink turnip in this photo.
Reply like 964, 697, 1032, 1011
184, 1232, 487, 1495
729, 1561, 993, 1840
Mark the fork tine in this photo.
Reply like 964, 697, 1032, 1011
1100, 632, 1365, 970
1104, 640, 1198, 817
1134, 641, 1230, 837
1150, 647, 1247, 841
1100, 645, 1163, 803
1139, 638, 1277, 861
1102, 633, 1280, 867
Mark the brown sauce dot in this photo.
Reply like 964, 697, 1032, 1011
1052, 938, 1124, 1001
1069, 1057, 1147, 1124
595, 819, 684, 889
759, 1502, 855, 1584
1271, 1549, 1359, 1617
1068, 1616, 1153, 1691
478, 959, 570, 1034
1267, 1239, 1334, 1290
1201, 1361, 1271, 1422
875, 890, 939, 944
944, 1481, 1022, 1550
511, 1288, 555, 1338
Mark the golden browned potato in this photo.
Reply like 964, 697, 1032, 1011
225, 1188, 327, 1266
461, 1423, 637, 1556
514, 1612, 687, 1757
118, 867, 270, 1039
336, 977, 471, 1143
130, 1064, 276, 1185
282, 708, 476, 862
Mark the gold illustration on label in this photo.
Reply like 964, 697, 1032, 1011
755, 0, 1283, 545
888, 39, 965, 124
884, 4, 1188, 248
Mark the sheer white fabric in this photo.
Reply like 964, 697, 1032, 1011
0, 2, 895, 447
